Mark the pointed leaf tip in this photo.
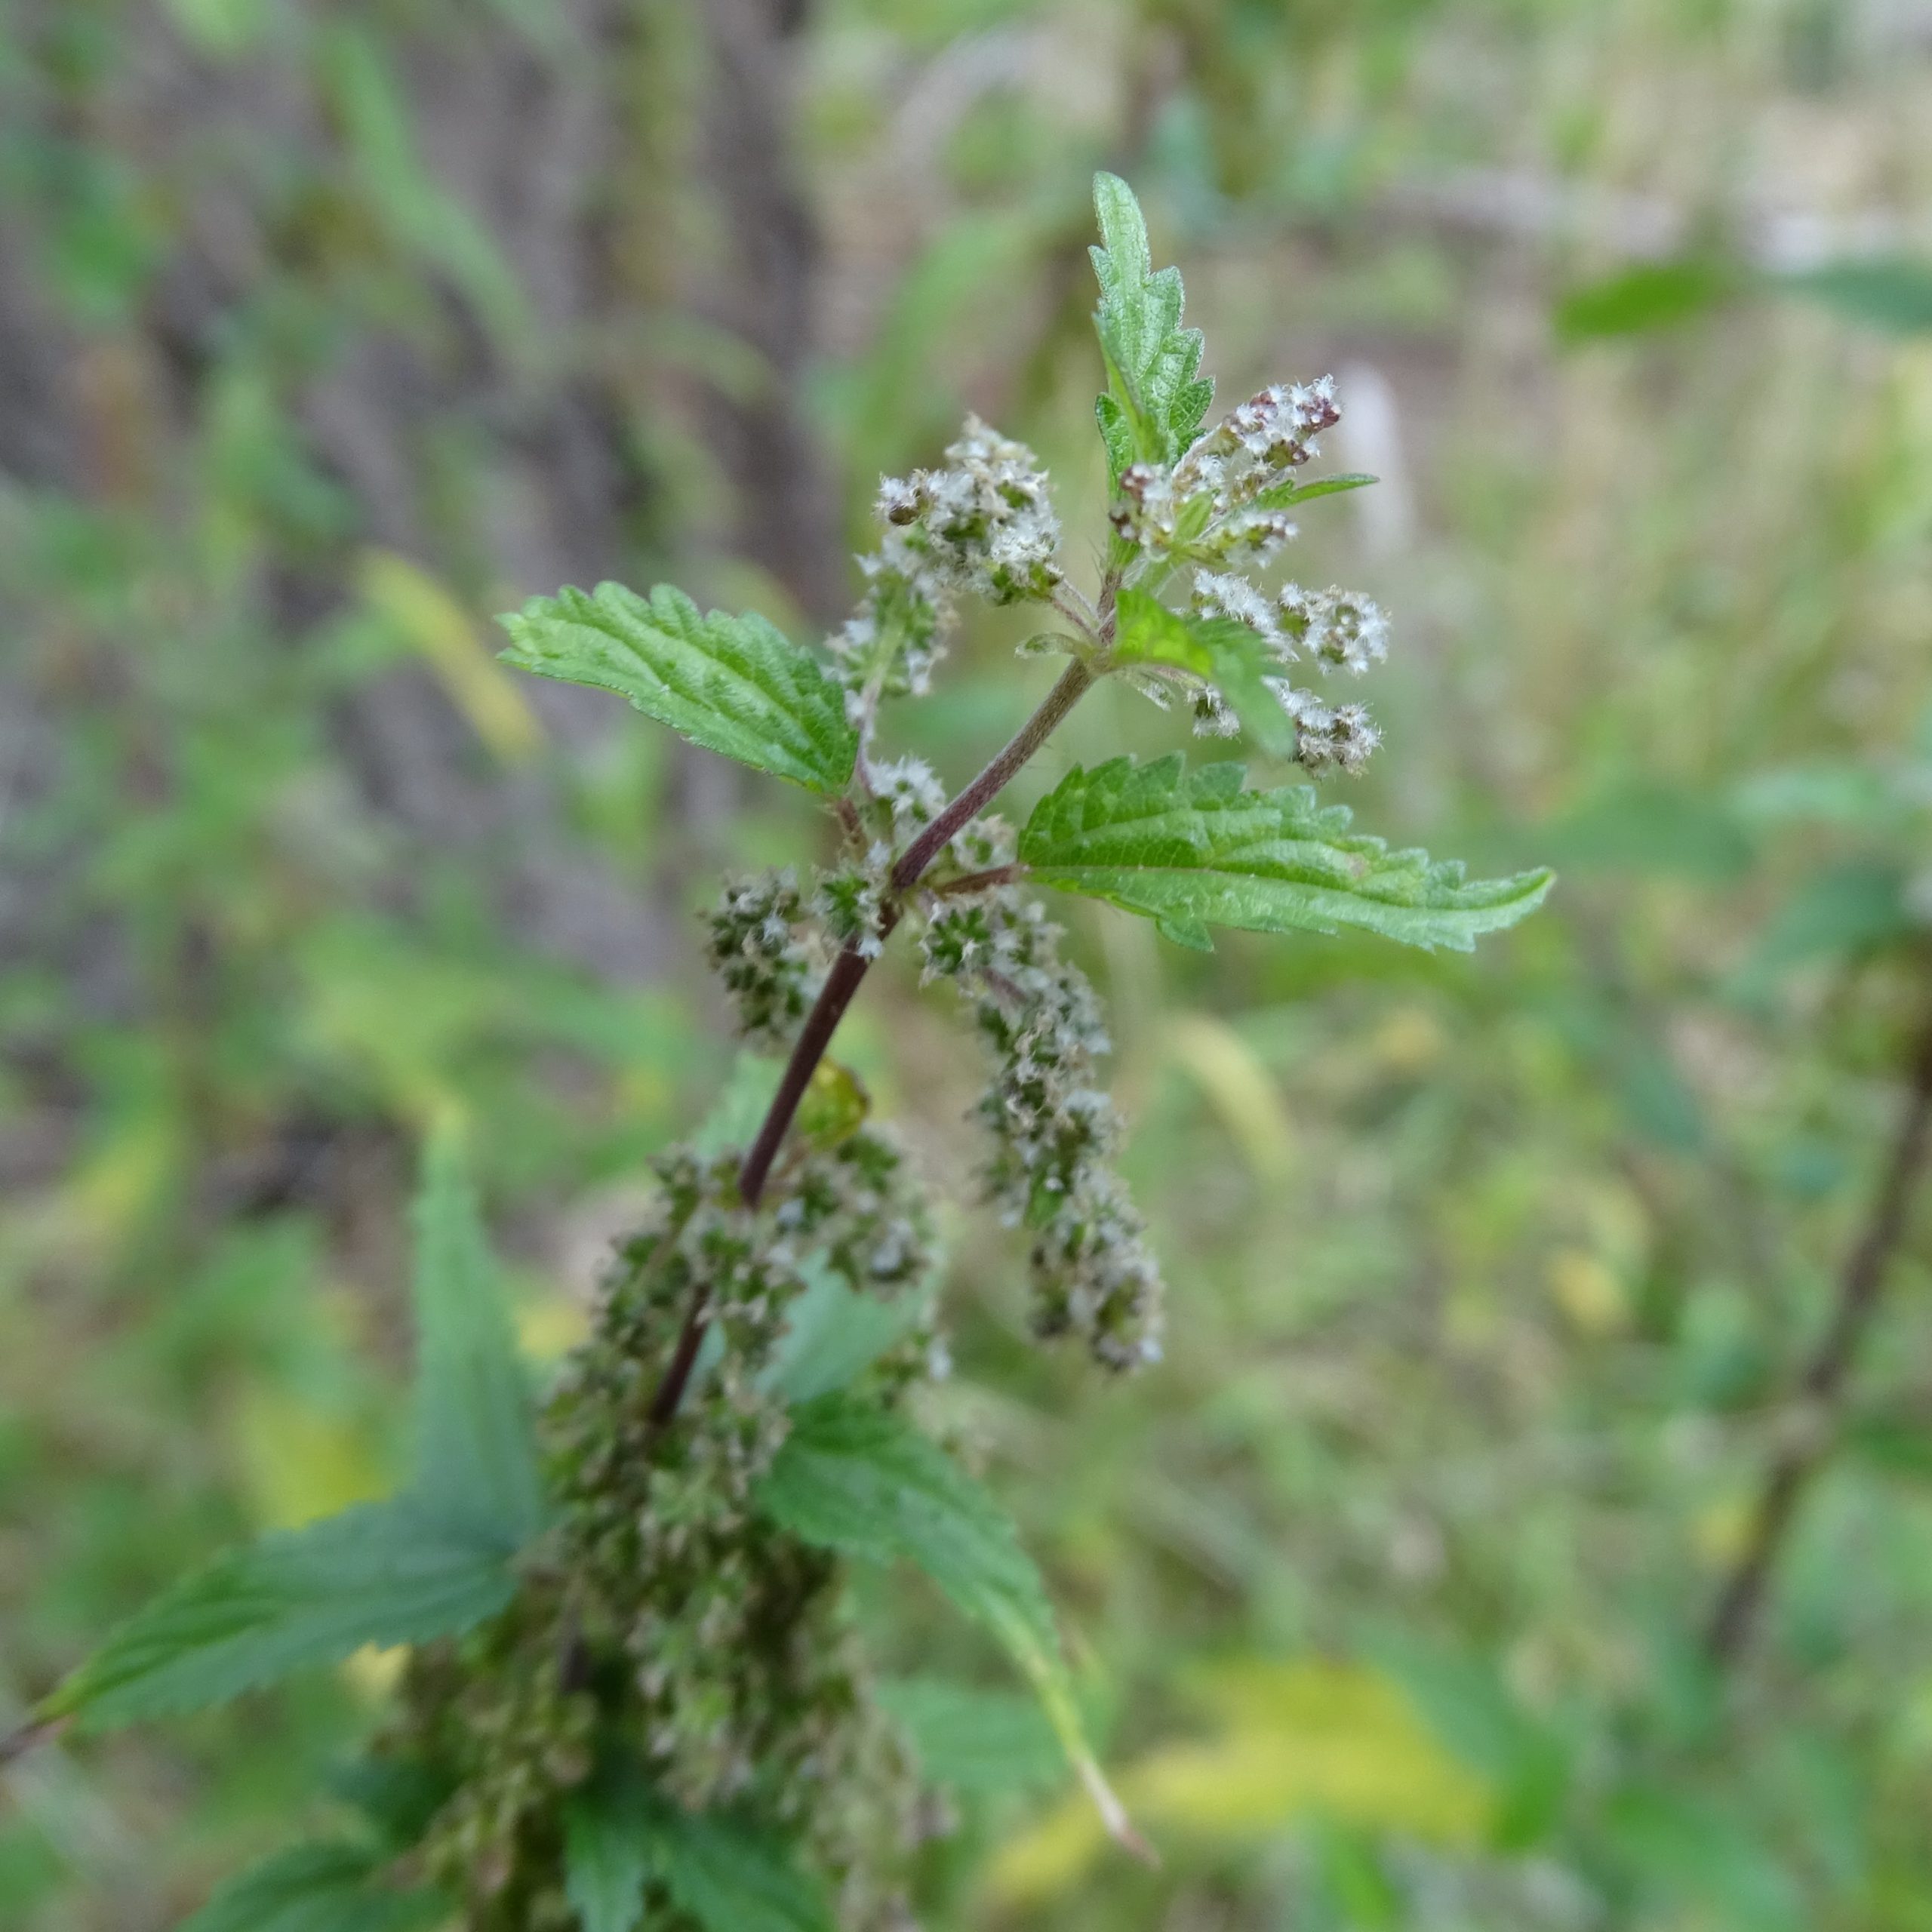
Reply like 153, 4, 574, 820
1018, 757, 1554, 952
408, 1131, 547, 1549
756, 1395, 1131, 1850
1088, 177, 1212, 482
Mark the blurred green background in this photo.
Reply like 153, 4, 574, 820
5, 0, 1932, 1925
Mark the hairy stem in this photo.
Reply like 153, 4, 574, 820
1704, 1002, 1932, 1663
890, 658, 1093, 891
644, 656, 1097, 1427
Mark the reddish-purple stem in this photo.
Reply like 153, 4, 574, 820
643, 657, 1095, 1427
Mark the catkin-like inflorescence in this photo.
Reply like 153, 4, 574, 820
816, 857, 891, 961
1183, 572, 1392, 776
555, 1133, 936, 1808
919, 850, 1164, 1371
1278, 583, 1391, 675
706, 872, 821, 1051
389, 1126, 940, 1929
880, 415, 1064, 608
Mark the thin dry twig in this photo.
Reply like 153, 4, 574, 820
1705, 1004, 1932, 1663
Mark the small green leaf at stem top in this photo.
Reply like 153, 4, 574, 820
1111, 587, 1297, 757
500, 580, 858, 793
41, 1499, 519, 1732
1090, 172, 1214, 485
1019, 755, 1555, 952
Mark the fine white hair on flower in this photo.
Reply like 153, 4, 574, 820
1105, 371, 1349, 571
1190, 685, 1241, 738
705, 872, 820, 1051
829, 418, 1066, 721
869, 755, 946, 829
1278, 585, 1390, 675
1192, 569, 1285, 654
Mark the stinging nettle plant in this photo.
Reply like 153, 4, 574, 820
14, 177, 1551, 1930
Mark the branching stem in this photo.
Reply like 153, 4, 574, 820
890, 659, 1093, 893
643, 655, 1098, 1427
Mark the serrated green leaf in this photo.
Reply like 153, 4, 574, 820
1018, 755, 1554, 952
876, 1676, 1066, 1795
758, 1394, 1055, 1643
1111, 589, 1297, 757
642, 1804, 833, 1932
1110, 588, 1236, 681
499, 582, 857, 793
409, 1125, 546, 1548
45, 1133, 543, 1734
760, 1257, 920, 1407
178, 1841, 448, 1932
564, 1764, 652, 1932
756, 1395, 1134, 1848
45, 1499, 517, 1730
1089, 174, 1212, 484
564, 1756, 831, 1932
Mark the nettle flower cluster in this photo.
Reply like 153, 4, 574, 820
829, 415, 1064, 728
1112, 374, 1391, 774
29, 177, 1548, 1932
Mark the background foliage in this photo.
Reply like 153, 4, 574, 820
5, 0, 1932, 1926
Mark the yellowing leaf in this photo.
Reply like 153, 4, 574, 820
359, 549, 545, 764
63, 1115, 180, 1250
1546, 1249, 1629, 1336
515, 1292, 591, 1363
340, 1643, 408, 1703
986, 1659, 1493, 1907
795, 1059, 870, 1150
226, 1386, 389, 1531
